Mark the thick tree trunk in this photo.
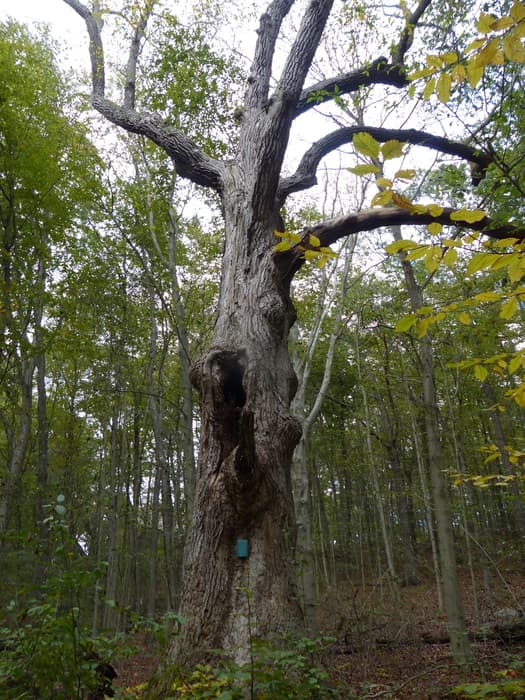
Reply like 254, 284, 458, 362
171, 169, 303, 666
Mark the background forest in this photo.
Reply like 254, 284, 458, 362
1, 0, 525, 697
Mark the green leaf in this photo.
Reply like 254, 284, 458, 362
309, 234, 321, 247
353, 132, 380, 158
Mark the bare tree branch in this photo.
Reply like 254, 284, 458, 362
92, 96, 224, 189
279, 126, 492, 200
392, 0, 433, 65
295, 57, 408, 117
277, 207, 525, 279
245, 0, 296, 110
62, 0, 224, 191
320, 208, 524, 246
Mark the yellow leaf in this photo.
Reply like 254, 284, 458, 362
492, 237, 520, 247
466, 38, 486, 53
309, 234, 321, 247
304, 249, 322, 261
353, 132, 380, 158
319, 246, 337, 257
348, 164, 381, 175
392, 192, 413, 209
466, 252, 496, 275
411, 204, 428, 214
474, 364, 488, 381
474, 38, 500, 67
511, 1, 525, 21
451, 64, 467, 84
273, 241, 292, 252
477, 13, 497, 32
428, 203, 444, 216
450, 208, 486, 223
395, 314, 418, 332
385, 239, 418, 254
508, 354, 524, 374
405, 247, 428, 261
441, 51, 459, 64
508, 255, 525, 283
371, 190, 393, 207
472, 291, 502, 302
457, 311, 471, 325
466, 60, 484, 87
375, 177, 393, 188
423, 77, 436, 99
381, 139, 405, 160
394, 169, 416, 180
416, 317, 432, 337
503, 35, 525, 61
409, 66, 436, 80
492, 49, 505, 64
424, 246, 442, 272
443, 247, 458, 267
428, 222, 443, 235
500, 296, 518, 319
436, 72, 452, 102
491, 15, 514, 30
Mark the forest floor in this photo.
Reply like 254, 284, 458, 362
112, 563, 525, 699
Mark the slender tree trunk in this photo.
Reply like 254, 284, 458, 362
0, 350, 34, 539
34, 241, 49, 575
355, 327, 396, 580
393, 227, 471, 664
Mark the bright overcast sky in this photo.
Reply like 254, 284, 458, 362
1, 0, 89, 69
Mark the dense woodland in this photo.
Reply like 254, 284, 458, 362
1, 0, 525, 697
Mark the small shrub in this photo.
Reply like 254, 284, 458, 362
159, 635, 339, 699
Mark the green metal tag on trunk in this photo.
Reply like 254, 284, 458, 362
236, 539, 249, 558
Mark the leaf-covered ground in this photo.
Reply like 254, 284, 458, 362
113, 564, 525, 698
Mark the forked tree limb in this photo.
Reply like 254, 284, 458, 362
392, 0, 433, 64
63, 0, 224, 191
245, 0, 296, 111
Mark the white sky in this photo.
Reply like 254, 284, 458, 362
0, 0, 89, 69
